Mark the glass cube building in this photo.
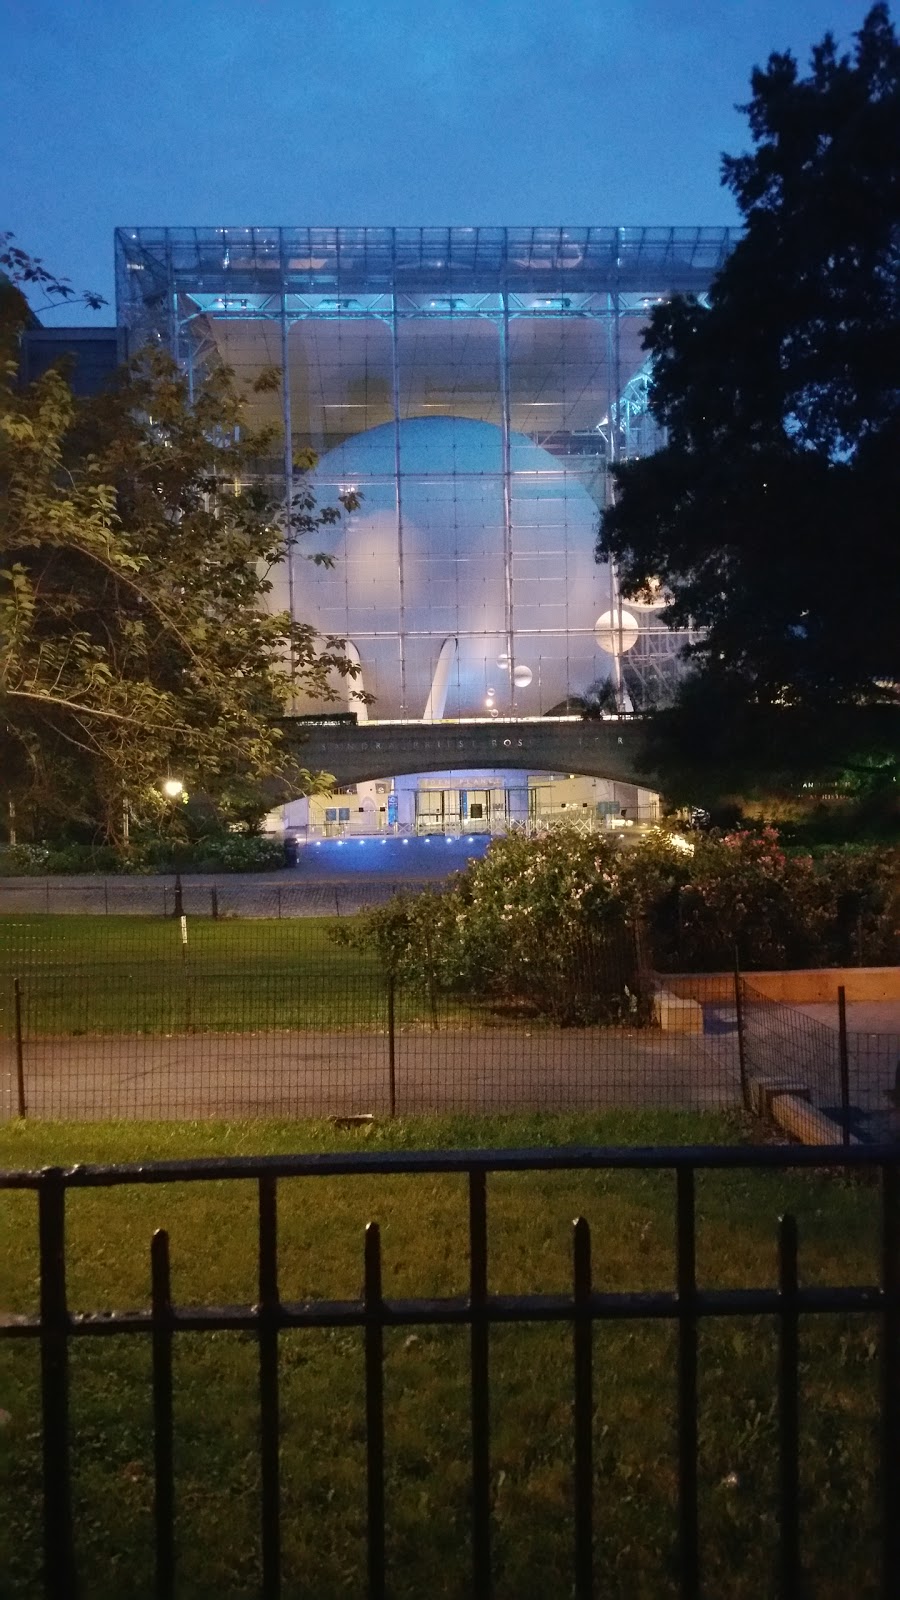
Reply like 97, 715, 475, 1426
116, 226, 734, 724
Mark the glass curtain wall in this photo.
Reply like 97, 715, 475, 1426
116, 227, 733, 722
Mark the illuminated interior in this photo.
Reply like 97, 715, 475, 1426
116, 227, 732, 832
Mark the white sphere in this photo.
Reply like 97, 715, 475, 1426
513, 664, 533, 688
275, 416, 607, 718
594, 609, 640, 654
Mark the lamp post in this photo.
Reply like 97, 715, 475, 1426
161, 778, 185, 916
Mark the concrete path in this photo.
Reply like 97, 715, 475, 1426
739, 998, 900, 1120
790, 1000, 900, 1034
1, 1026, 740, 1121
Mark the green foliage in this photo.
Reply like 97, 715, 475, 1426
660, 828, 830, 970
173, 833, 286, 873
1, 252, 357, 843
0, 231, 106, 313
0, 841, 122, 875
599, 5, 900, 789
342, 825, 900, 984
342, 829, 653, 1022
0, 833, 288, 875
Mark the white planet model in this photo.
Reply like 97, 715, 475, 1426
274, 415, 624, 719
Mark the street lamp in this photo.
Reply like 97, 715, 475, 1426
161, 778, 186, 915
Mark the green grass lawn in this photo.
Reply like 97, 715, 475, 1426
0, 916, 634, 1037
1, 915, 389, 1034
0, 1111, 886, 1598
0, 915, 356, 972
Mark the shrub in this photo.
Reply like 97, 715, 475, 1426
0, 834, 286, 875
812, 845, 900, 966
192, 835, 286, 873
339, 826, 899, 1010
340, 829, 655, 1024
669, 828, 829, 971
0, 842, 123, 875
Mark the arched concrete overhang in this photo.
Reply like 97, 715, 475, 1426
284, 717, 657, 791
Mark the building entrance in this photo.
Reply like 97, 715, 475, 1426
415, 787, 494, 833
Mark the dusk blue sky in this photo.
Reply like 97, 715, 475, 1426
3, 0, 872, 321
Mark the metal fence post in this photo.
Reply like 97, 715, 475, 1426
469, 1167, 491, 1597
573, 1217, 593, 1599
364, 1222, 386, 1600
387, 973, 397, 1117
39, 1168, 75, 1599
676, 1166, 699, 1597
838, 985, 851, 1147
151, 1229, 175, 1600
258, 1175, 281, 1598
882, 1161, 900, 1598
733, 948, 750, 1112
211, 886, 219, 920
777, 1214, 800, 1598
13, 976, 26, 1117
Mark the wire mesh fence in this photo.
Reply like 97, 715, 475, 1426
851, 1031, 900, 1112
739, 978, 900, 1138
2, 893, 896, 1129
0, 877, 427, 918
0, 913, 744, 1121
740, 980, 842, 1106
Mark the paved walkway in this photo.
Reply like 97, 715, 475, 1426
740, 997, 900, 1121
790, 1000, 900, 1035
1, 1026, 740, 1121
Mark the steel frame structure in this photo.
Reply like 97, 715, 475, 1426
116, 227, 734, 718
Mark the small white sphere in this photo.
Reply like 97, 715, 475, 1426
513, 664, 533, 688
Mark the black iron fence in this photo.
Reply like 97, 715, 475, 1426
2, 1143, 900, 1598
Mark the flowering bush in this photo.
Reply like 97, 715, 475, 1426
669, 828, 828, 970
341, 827, 900, 1017
342, 828, 668, 1024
